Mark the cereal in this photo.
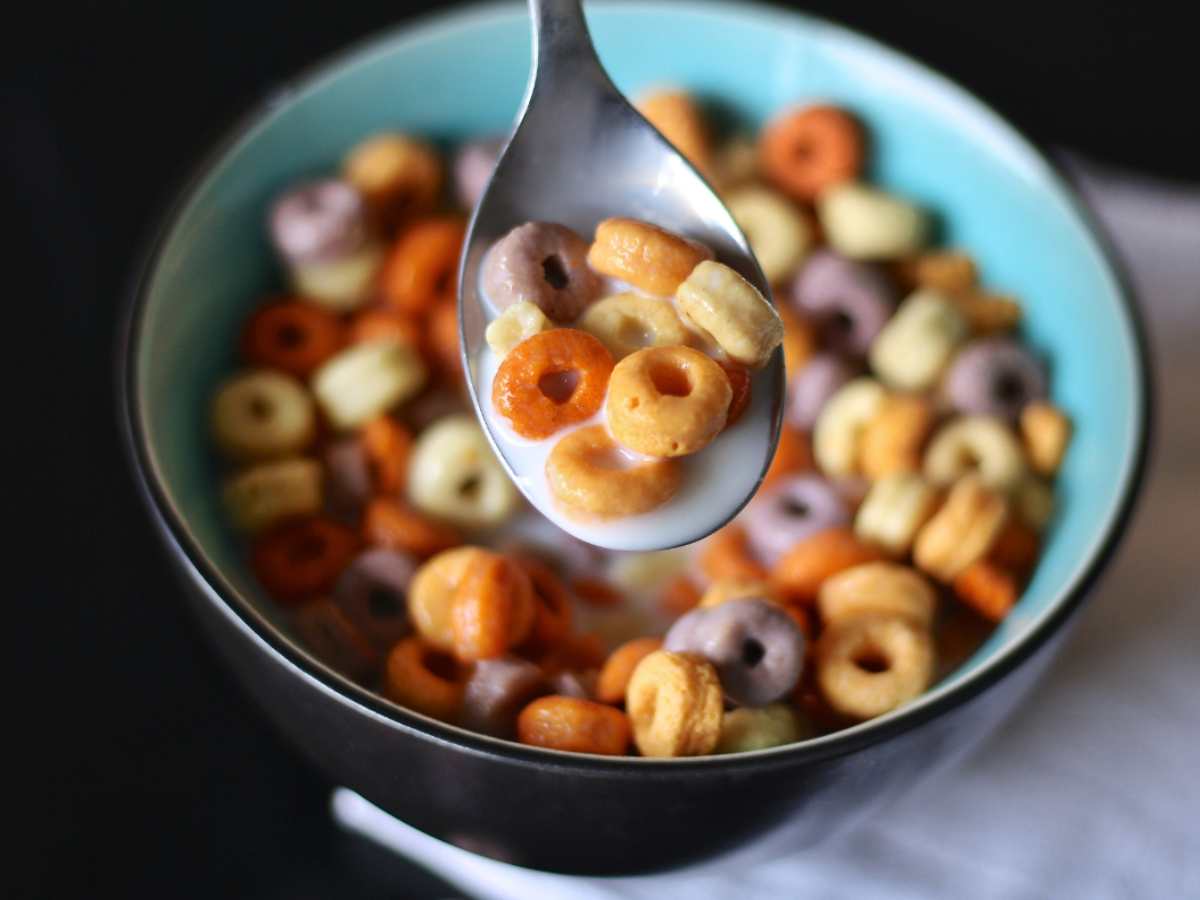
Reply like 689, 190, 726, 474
770, 526, 884, 605
222, 457, 323, 533
270, 179, 368, 265
546, 425, 682, 518
324, 439, 372, 521
761, 424, 814, 489
787, 352, 857, 430
606, 346, 732, 456
893, 249, 978, 294
1015, 475, 1056, 531
699, 579, 774, 609
742, 474, 849, 566
779, 305, 818, 377
812, 377, 886, 477
492, 329, 613, 439
952, 560, 1019, 622
407, 414, 518, 528
240, 300, 345, 378
815, 614, 934, 720
853, 472, 940, 557
331, 548, 414, 650
718, 358, 752, 426
725, 186, 812, 284
596, 637, 664, 704
817, 562, 937, 629
791, 249, 895, 357
251, 516, 360, 605
408, 546, 491, 651
516, 696, 631, 755
924, 415, 1026, 492
869, 289, 969, 391
570, 577, 624, 608
384, 637, 467, 722
361, 416, 413, 496
347, 308, 422, 347
1021, 402, 1072, 476
676, 261, 784, 369
362, 498, 462, 559
913, 474, 1008, 581
311, 339, 427, 431
988, 518, 1040, 576
461, 657, 547, 738
858, 394, 935, 479
211, 370, 315, 461
450, 553, 535, 661
426, 299, 463, 382
292, 243, 385, 312
342, 133, 443, 228
577, 292, 688, 360
760, 105, 864, 201
949, 290, 1023, 335
944, 338, 1048, 420
717, 704, 806, 753
587, 218, 712, 296
699, 524, 768, 584
452, 138, 502, 210
636, 89, 712, 177
660, 574, 703, 617
712, 133, 759, 191
482, 222, 601, 322
818, 182, 929, 260
626, 650, 723, 757
485, 300, 551, 356
664, 598, 806, 706
516, 557, 573, 649
380, 217, 465, 315
294, 599, 379, 681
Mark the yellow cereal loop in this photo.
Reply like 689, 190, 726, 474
211, 369, 316, 461
869, 289, 969, 391
812, 377, 887, 477
924, 415, 1026, 492
676, 260, 784, 369
816, 614, 934, 720
578, 292, 689, 360
484, 300, 551, 357
222, 457, 322, 533
853, 473, 940, 557
311, 338, 427, 431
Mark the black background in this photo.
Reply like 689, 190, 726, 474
8, 2, 1193, 898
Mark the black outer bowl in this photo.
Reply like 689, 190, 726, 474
116, 9, 1153, 878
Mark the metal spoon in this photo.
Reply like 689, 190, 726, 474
459, 0, 785, 551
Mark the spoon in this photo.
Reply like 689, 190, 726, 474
459, 0, 785, 552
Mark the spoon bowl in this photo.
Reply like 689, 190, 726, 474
460, 0, 784, 551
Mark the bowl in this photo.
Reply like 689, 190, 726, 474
118, 0, 1150, 875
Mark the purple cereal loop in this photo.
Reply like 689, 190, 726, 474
944, 337, 1048, 420
790, 249, 895, 356
481, 222, 602, 322
461, 657, 548, 738
453, 138, 503, 210
332, 548, 416, 650
269, 179, 367, 265
787, 352, 858, 430
742, 474, 849, 566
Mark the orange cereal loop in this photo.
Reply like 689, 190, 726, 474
362, 497, 462, 559
537, 632, 608, 674
380, 217, 465, 315
587, 218, 713, 297
293, 599, 380, 681
891, 250, 978, 294
699, 524, 768, 584
348, 308, 422, 347
546, 425, 683, 519
251, 516, 361, 606
626, 650, 723, 757
515, 557, 573, 649
361, 416, 413, 495
760, 104, 864, 202
987, 518, 1040, 576
718, 358, 752, 427
516, 696, 632, 755
636, 90, 712, 177
570, 577, 624, 608
596, 637, 663, 704
408, 546, 491, 650
770, 526, 884, 606
426, 299, 463, 381
660, 574, 702, 617
492, 329, 614, 439
450, 554, 536, 661
779, 306, 817, 377
240, 300, 345, 379
384, 637, 467, 721
858, 394, 935, 480
952, 560, 1019, 623
761, 424, 813, 490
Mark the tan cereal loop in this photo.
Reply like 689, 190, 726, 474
587, 218, 713, 297
626, 650, 723, 757
853, 472, 940, 557
816, 614, 934, 720
924, 415, 1026, 492
1020, 402, 1072, 476
817, 561, 938, 629
859, 394, 935, 480
636, 89, 712, 177
342, 133, 443, 228
606, 345, 732, 457
913, 474, 1008, 581
675, 260, 784, 369
408, 546, 492, 651
578, 292, 689, 360
546, 425, 682, 519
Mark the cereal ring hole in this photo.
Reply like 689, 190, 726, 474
422, 646, 463, 681
741, 637, 766, 667
368, 587, 404, 618
649, 361, 692, 398
287, 533, 328, 563
617, 316, 654, 348
248, 395, 275, 420
541, 255, 569, 290
828, 309, 855, 338
852, 645, 891, 674
538, 369, 581, 404
275, 323, 306, 349
457, 473, 482, 500
781, 498, 811, 519
994, 372, 1027, 405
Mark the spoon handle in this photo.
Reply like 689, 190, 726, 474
527, 0, 611, 95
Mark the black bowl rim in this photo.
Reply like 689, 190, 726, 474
116, 0, 1153, 774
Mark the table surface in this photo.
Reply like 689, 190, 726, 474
9, 3, 1198, 897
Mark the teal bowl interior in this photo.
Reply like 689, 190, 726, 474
130, 1, 1146, 746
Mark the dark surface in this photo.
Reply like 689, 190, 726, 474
6, 1, 1182, 897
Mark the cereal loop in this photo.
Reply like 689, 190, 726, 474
606, 346, 731, 457
293, 599, 379, 681
362, 416, 413, 495
578, 293, 688, 360
251, 516, 361, 605
770, 526, 884, 606
859, 394, 935, 480
241, 301, 345, 378
913, 475, 1008, 581
426, 299, 463, 381
408, 546, 491, 651
817, 561, 937, 629
762, 424, 814, 490
384, 637, 467, 721
952, 561, 1019, 622
596, 637, 664, 704
760, 105, 864, 202
516, 696, 632, 755
676, 261, 784, 369
515, 557, 573, 648
362, 498, 462, 559
816, 614, 934, 720
660, 574, 703, 617
699, 525, 768, 584
342, 134, 443, 229
380, 217, 465, 315
546, 425, 682, 519
348, 308, 421, 347
587, 218, 713, 297
626, 650, 723, 757
451, 553, 535, 661
636, 89, 712, 177
1020, 402, 1072, 477
718, 359, 752, 426
492, 329, 614, 439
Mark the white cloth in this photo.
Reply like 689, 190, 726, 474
333, 160, 1200, 900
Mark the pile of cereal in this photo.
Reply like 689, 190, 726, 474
207, 91, 1071, 757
